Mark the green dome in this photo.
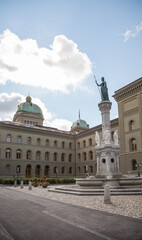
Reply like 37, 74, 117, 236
72, 119, 88, 129
17, 96, 42, 114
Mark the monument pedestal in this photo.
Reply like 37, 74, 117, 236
95, 144, 122, 179
95, 101, 122, 182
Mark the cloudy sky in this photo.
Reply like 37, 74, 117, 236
0, 0, 142, 130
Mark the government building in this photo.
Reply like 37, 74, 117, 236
0, 78, 142, 178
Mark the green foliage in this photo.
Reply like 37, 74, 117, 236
0, 177, 75, 185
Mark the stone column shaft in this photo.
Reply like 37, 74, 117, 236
98, 101, 112, 141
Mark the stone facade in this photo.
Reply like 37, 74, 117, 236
0, 119, 118, 178
0, 78, 142, 178
113, 77, 142, 174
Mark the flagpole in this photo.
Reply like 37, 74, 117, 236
94, 75, 101, 97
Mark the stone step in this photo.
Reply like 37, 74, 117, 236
48, 188, 142, 196
54, 187, 142, 193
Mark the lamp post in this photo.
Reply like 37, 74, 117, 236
136, 163, 142, 177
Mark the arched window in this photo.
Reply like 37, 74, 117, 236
5, 148, 11, 158
130, 138, 137, 152
78, 153, 81, 162
37, 138, 40, 146
27, 150, 32, 160
132, 159, 137, 170
26, 165, 31, 178
17, 136, 21, 144
129, 120, 135, 131
45, 152, 49, 161
83, 140, 86, 147
16, 165, 21, 173
61, 153, 65, 161
16, 149, 21, 159
90, 165, 93, 173
78, 167, 81, 174
6, 134, 11, 143
69, 167, 72, 174
27, 137, 31, 145
54, 140, 57, 147
54, 166, 58, 174
83, 152, 86, 161
44, 166, 49, 177
69, 154, 72, 162
77, 142, 80, 149
45, 139, 49, 147
5, 164, 10, 173
84, 166, 87, 173
35, 165, 41, 178
62, 141, 65, 148
53, 152, 57, 161
62, 167, 65, 174
36, 151, 40, 160
89, 151, 93, 160
89, 138, 92, 146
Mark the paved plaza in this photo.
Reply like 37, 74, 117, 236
0, 185, 142, 240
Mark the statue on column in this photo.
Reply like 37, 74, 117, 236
104, 129, 111, 144
113, 130, 119, 145
95, 76, 109, 101
95, 131, 100, 146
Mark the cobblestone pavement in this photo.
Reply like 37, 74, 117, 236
7, 185, 142, 219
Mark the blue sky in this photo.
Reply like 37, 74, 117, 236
0, 0, 142, 130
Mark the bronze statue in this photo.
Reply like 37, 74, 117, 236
95, 76, 109, 101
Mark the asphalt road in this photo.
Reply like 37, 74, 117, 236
0, 186, 142, 240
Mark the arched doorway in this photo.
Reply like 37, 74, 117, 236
26, 165, 31, 178
44, 166, 49, 177
35, 165, 41, 178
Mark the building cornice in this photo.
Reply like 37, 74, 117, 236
113, 77, 142, 102
0, 121, 75, 138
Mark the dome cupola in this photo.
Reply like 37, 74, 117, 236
71, 111, 89, 133
13, 95, 44, 126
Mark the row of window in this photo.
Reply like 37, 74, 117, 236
77, 151, 93, 161
5, 148, 94, 161
5, 164, 94, 175
77, 138, 93, 148
5, 149, 74, 161
24, 120, 38, 126
5, 135, 138, 153
6, 134, 73, 149
4, 148, 94, 161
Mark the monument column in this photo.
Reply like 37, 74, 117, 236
98, 101, 112, 142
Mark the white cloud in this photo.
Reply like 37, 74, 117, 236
0, 92, 72, 131
123, 21, 142, 42
0, 93, 24, 117
46, 118, 72, 131
0, 29, 92, 92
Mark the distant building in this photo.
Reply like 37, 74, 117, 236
0, 77, 141, 178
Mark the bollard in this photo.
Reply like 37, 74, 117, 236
104, 184, 111, 204
28, 180, 32, 191
20, 180, 24, 189
14, 180, 17, 187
